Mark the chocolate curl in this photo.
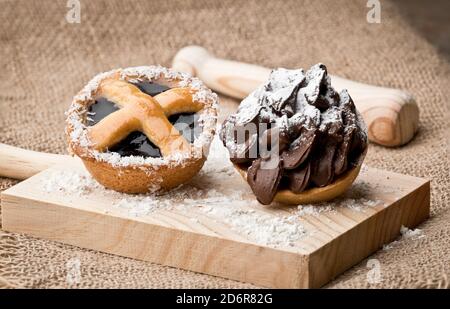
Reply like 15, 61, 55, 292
348, 128, 368, 167
310, 141, 337, 187
334, 91, 357, 175
229, 132, 258, 164
287, 161, 311, 193
259, 126, 290, 160
265, 69, 305, 116
221, 117, 258, 163
334, 126, 355, 175
266, 86, 296, 117
342, 91, 368, 168
281, 128, 316, 169
247, 158, 283, 205
234, 94, 262, 126
303, 64, 327, 106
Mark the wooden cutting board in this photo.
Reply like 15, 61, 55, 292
0, 138, 430, 288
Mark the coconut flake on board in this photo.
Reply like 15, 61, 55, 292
43, 137, 384, 249
382, 225, 426, 251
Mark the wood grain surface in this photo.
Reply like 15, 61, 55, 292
1, 159, 429, 288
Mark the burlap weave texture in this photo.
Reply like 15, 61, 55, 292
0, 0, 449, 288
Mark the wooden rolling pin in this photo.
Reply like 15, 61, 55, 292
172, 46, 419, 147
0, 143, 74, 180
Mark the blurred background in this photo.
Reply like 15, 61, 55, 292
395, 0, 450, 62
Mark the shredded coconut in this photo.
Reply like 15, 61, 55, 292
43, 170, 102, 195
42, 137, 389, 249
382, 225, 425, 251
400, 225, 425, 239
294, 178, 384, 217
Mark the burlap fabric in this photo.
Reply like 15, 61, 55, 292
0, 0, 449, 288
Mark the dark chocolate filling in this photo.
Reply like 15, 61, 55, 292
87, 97, 120, 126
87, 82, 199, 158
133, 81, 170, 97
109, 131, 162, 158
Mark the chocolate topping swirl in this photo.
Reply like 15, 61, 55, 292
220, 64, 368, 205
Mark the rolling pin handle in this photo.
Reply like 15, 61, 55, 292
0, 143, 72, 180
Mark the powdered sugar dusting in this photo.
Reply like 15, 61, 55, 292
224, 64, 367, 141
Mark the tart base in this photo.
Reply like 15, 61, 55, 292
82, 156, 205, 194
234, 163, 362, 205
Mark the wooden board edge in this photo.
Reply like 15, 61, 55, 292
307, 180, 430, 288
0, 191, 311, 288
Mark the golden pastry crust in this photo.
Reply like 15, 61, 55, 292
81, 155, 205, 194
66, 66, 218, 193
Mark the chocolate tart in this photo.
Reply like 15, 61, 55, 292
220, 64, 368, 205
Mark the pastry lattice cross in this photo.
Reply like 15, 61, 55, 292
88, 78, 203, 156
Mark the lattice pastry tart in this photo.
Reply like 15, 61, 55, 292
66, 66, 218, 193
220, 64, 368, 205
